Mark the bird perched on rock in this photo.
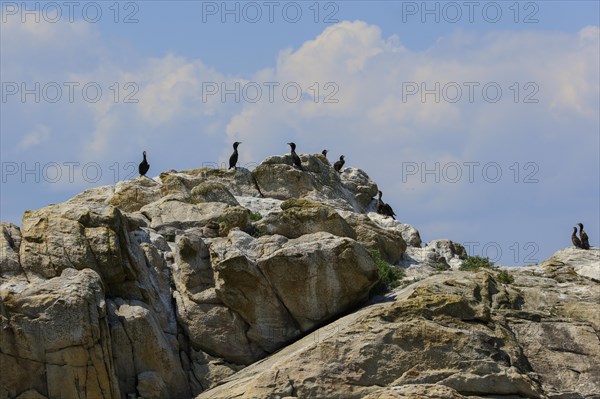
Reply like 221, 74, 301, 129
578, 223, 590, 249
288, 142, 303, 170
333, 155, 345, 173
376, 190, 396, 219
322, 149, 328, 158
229, 142, 241, 170
139, 151, 150, 177
572, 226, 583, 249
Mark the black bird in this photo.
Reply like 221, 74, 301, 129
288, 142, 303, 170
578, 223, 590, 249
572, 226, 583, 249
322, 149, 328, 158
139, 151, 150, 177
229, 141, 241, 170
377, 190, 396, 219
333, 155, 345, 173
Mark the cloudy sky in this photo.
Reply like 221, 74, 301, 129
1, 1, 599, 265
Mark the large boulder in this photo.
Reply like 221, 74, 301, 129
0, 268, 121, 399
344, 213, 407, 264
107, 299, 190, 398
367, 212, 422, 248
213, 255, 300, 352
19, 203, 146, 297
140, 198, 250, 238
106, 177, 162, 213
159, 168, 261, 198
171, 230, 267, 365
209, 230, 379, 349
17, 201, 173, 323
255, 232, 378, 332
539, 247, 599, 280
252, 154, 377, 212
190, 182, 240, 207
255, 199, 356, 239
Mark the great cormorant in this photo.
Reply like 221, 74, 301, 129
377, 190, 396, 219
578, 223, 590, 249
288, 142, 303, 170
572, 226, 583, 249
333, 155, 345, 173
139, 151, 150, 177
322, 149, 328, 158
229, 142, 241, 170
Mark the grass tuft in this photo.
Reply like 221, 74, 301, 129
370, 249, 405, 296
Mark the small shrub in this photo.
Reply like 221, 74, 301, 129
496, 270, 514, 284
432, 262, 450, 272
249, 211, 262, 222
370, 249, 405, 296
459, 255, 495, 271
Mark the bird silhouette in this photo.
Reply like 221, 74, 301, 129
139, 151, 150, 177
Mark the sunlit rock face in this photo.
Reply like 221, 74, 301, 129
3, 154, 596, 399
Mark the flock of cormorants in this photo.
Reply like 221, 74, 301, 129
138, 143, 397, 219
572, 223, 591, 250
138, 147, 593, 245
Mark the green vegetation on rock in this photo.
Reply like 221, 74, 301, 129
249, 211, 262, 222
370, 249, 405, 296
496, 270, 515, 284
459, 255, 495, 271
460, 255, 514, 284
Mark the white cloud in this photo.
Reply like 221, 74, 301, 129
17, 124, 50, 151
1, 16, 598, 264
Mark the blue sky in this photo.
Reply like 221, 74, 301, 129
1, 1, 599, 265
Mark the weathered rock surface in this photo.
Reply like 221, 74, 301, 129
0, 223, 22, 278
344, 213, 407, 264
1, 268, 120, 399
160, 167, 261, 198
106, 177, 162, 213
198, 250, 600, 399
255, 198, 356, 239
253, 155, 378, 212
5, 154, 595, 399
401, 239, 468, 281
539, 246, 600, 280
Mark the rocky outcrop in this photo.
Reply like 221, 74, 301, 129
255, 199, 356, 239
539, 246, 600, 280
198, 250, 600, 398
401, 239, 468, 280
0, 223, 22, 278
1, 154, 391, 398
344, 213, 407, 264
253, 155, 378, 212
5, 153, 595, 399
1, 268, 120, 399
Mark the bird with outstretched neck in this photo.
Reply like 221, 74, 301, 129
578, 223, 590, 250
288, 142, 304, 171
333, 155, 345, 173
376, 190, 396, 219
139, 151, 150, 177
229, 142, 241, 170
572, 226, 583, 249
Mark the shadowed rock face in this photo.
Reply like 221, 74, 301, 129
2, 154, 597, 399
